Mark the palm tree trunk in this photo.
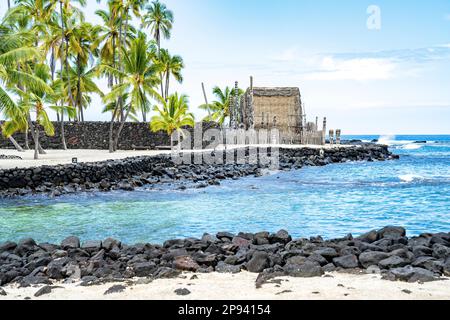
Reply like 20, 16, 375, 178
108, 103, 120, 153
142, 109, 146, 123
76, 56, 83, 122
34, 128, 39, 160
156, 34, 165, 100
113, 108, 132, 151
24, 129, 30, 149
61, 109, 67, 150
27, 114, 46, 154
60, 2, 76, 109
165, 72, 170, 100
8, 136, 24, 152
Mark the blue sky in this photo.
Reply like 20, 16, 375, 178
3, 0, 450, 134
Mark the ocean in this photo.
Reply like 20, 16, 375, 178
0, 135, 449, 244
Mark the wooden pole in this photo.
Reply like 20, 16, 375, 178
336, 129, 342, 145
201, 83, 211, 119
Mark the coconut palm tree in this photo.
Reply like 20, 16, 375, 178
150, 92, 194, 149
159, 48, 183, 101
142, 0, 173, 98
0, 16, 52, 152
199, 86, 244, 126
10, 63, 55, 159
99, 32, 162, 152
67, 21, 101, 121
1, 57, 54, 159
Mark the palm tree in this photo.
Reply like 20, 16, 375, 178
150, 93, 194, 149
159, 48, 183, 101
99, 32, 162, 152
199, 86, 244, 126
50, 0, 86, 117
11, 63, 55, 159
67, 21, 101, 121
0, 16, 52, 153
142, 0, 173, 98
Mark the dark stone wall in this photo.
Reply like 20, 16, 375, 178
0, 121, 219, 150
0, 145, 397, 196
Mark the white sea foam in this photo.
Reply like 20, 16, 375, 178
398, 174, 424, 182
378, 135, 396, 146
401, 144, 422, 150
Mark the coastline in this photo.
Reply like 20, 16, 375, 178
1, 227, 449, 296
0, 144, 397, 198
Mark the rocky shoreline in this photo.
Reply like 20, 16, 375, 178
0, 144, 398, 198
0, 226, 449, 291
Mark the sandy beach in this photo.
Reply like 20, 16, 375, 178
1, 272, 449, 300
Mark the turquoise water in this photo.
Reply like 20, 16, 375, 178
0, 135, 449, 244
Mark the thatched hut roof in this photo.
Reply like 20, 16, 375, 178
251, 87, 301, 97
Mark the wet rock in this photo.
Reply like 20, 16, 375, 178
413, 245, 433, 257
192, 252, 217, 267
285, 255, 307, 266
232, 237, 251, 248
333, 255, 359, 269
46, 258, 69, 280
154, 267, 181, 279
322, 263, 337, 272
443, 259, 450, 276
61, 236, 80, 250
307, 253, 328, 266
175, 288, 191, 296
215, 261, 241, 274
383, 266, 439, 283
34, 285, 63, 297
133, 262, 157, 277
19, 275, 52, 287
357, 230, 378, 243
246, 252, 269, 273
269, 230, 292, 244
284, 261, 324, 278
359, 251, 390, 268
81, 241, 102, 252
0, 241, 17, 253
216, 232, 234, 241
173, 256, 200, 272
378, 256, 408, 269
104, 285, 126, 295
313, 248, 338, 260
377, 226, 406, 239
432, 244, 449, 260
102, 238, 121, 251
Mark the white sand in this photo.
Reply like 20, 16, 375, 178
1, 272, 449, 300
0, 149, 171, 169
0, 144, 351, 170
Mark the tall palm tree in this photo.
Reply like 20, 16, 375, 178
11, 63, 55, 159
159, 48, 183, 101
0, 16, 51, 152
142, 0, 173, 98
150, 93, 194, 149
199, 86, 244, 126
99, 32, 162, 152
67, 21, 101, 121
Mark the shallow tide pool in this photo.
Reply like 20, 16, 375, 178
1, 135, 449, 244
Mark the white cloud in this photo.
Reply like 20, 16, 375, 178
304, 56, 397, 81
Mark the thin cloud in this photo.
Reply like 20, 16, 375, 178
304, 56, 396, 81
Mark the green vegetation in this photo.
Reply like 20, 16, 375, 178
0, 0, 192, 156
199, 86, 244, 127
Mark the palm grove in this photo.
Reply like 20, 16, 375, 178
0, 0, 198, 158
